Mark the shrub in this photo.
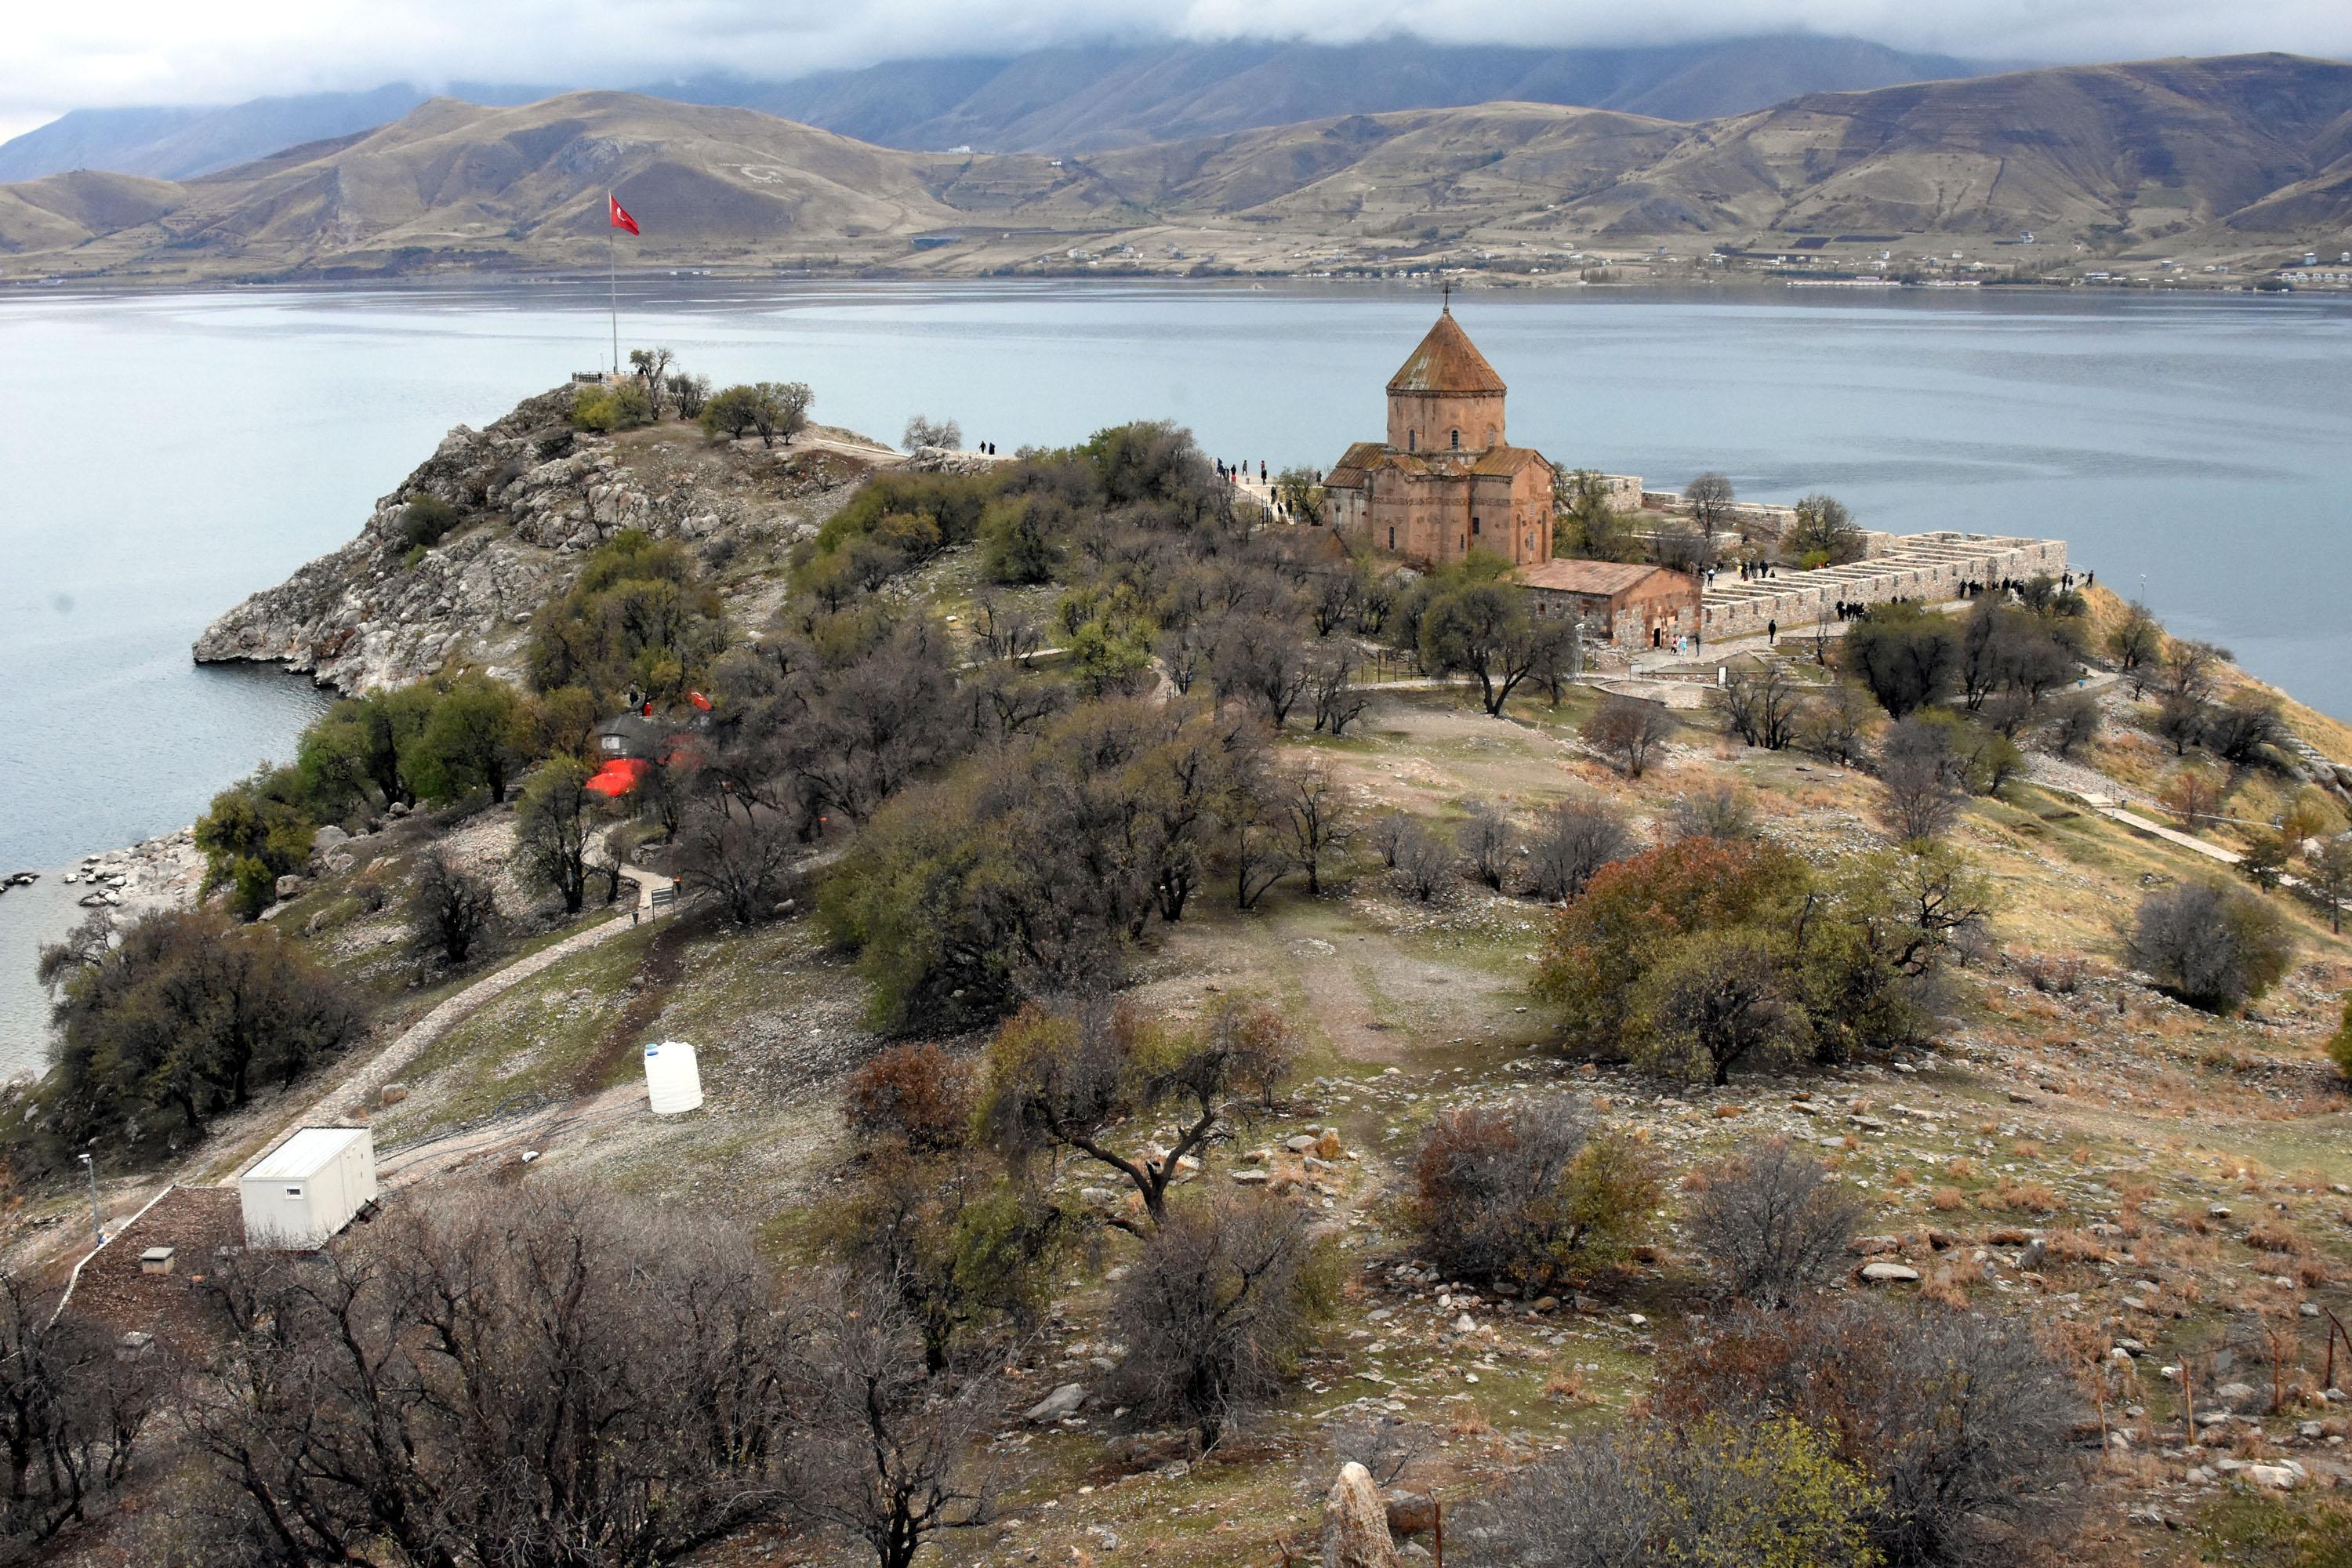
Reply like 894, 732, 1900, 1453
1686, 1139, 1866, 1306
1463, 1414, 1881, 1568
1524, 797, 1635, 902
1411, 1097, 1661, 1291
1667, 782, 1758, 843
399, 493, 459, 550
1654, 1298, 2082, 1568
2327, 996, 2352, 1082
844, 1043, 977, 1153
2045, 691, 2102, 758
1392, 822, 1457, 903
826, 1149, 1059, 1371
1582, 694, 1675, 778
1459, 803, 1512, 891
2125, 880, 2294, 1013
571, 380, 651, 433
1111, 1192, 1333, 1450
1534, 837, 1807, 1052
1628, 927, 1805, 1084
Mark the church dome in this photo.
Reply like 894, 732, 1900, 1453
1385, 309, 1507, 396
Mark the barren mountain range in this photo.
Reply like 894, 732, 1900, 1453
2, 53, 2346, 285
0, 34, 1983, 183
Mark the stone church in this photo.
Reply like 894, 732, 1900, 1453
1322, 302, 1556, 568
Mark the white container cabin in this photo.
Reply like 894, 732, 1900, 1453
239, 1127, 378, 1249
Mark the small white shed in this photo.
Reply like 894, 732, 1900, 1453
240, 1127, 378, 1250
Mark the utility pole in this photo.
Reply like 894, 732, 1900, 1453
77, 1152, 102, 1246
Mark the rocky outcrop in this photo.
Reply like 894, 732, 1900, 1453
193, 387, 749, 693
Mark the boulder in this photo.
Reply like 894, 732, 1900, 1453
1860, 1262, 1921, 1284
1384, 1491, 1437, 1538
1022, 1383, 1087, 1425
1317, 1127, 1344, 1160
1322, 1462, 1399, 1568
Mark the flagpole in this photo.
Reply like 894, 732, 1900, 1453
606, 201, 619, 376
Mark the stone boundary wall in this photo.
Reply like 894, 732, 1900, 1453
1700, 534, 2069, 642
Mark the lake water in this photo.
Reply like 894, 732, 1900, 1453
2, 278, 2350, 1072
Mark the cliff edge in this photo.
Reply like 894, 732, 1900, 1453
193, 387, 874, 692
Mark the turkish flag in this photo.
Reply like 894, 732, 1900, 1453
608, 194, 639, 235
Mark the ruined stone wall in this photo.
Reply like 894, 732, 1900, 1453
1698, 535, 2070, 643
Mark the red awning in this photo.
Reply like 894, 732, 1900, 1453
585, 757, 651, 797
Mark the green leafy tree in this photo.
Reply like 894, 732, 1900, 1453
1553, 469, 1638, 561
193, 773, 317, 918
32, 910, 360, 1162
406, 674, 529, 804
1784, 492, 1864, 565
1844, 604, 1962, 719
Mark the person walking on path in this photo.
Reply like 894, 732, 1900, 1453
1767, 619, 1777, 645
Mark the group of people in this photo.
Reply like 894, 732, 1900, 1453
1217, 459, 1271, 485
1956, 568, 2091, 599
1735, 560, 1778, 582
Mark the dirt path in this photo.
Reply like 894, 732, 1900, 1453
227, 844, 679, 1180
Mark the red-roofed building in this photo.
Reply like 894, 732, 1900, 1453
1518, 559, 1700, 648
1322, 302, 1556, 568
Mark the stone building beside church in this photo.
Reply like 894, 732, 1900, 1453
1322, 304, 1556, 568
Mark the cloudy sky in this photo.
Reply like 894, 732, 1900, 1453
8, 0, 2347, 142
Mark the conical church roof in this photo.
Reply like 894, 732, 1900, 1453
1386, 308, 1507, 395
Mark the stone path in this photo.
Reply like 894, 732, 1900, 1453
228, 845, 677, 1179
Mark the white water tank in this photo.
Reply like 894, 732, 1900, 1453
643, 1041, 702, 1115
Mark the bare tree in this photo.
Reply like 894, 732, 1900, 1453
786, 1276, 995, 1568
1459, 803, 1513, 891
406, 850, 499, 966
1525, 797, 1635, 902
628, 345, 677, 416
1392, 822, 1457, 903
1111, 1192, 1327, 1452
1582, 695, 1675, 779
982, 1001, 1266, 1229
1308, 643, 1371, 735
187, 1183, 797, 1566
1276, 764, 1354, 895
1714, 662, 1802, 750
0, 1273, 172, 1554
1877, 746, 1963, 844
1369, 811, 1414, 869
681, 800, 803, 924
1686, 1139, 1866, 1306
902, 414, 964, 451
1782, 693, 1860, 771
1682, 471, 1734, 535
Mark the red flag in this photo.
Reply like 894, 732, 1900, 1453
608, 194, 638, 235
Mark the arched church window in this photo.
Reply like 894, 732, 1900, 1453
1449, 429, 1461, 450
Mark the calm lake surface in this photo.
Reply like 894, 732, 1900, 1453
2, 278, 2349, 1070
